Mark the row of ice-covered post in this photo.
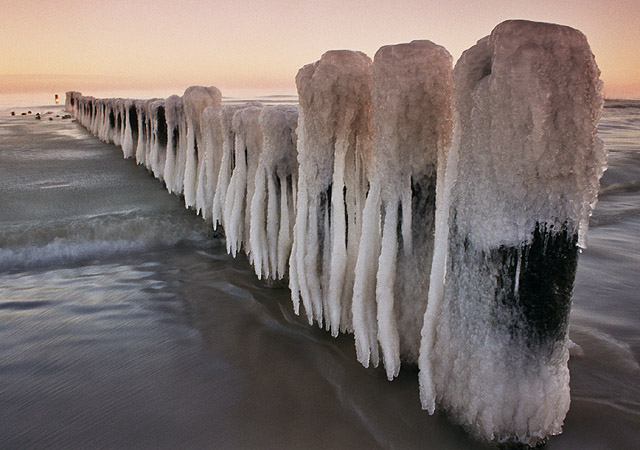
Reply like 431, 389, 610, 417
66, 20, 605, 447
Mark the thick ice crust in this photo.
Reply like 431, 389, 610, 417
419, 20, 605, 446
449, 20, 604, 250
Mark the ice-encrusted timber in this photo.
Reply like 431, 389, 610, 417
223, 104, 265, 257
352, 40, 453, 379
289, 50, 373, 335
196, 106, 224, 221
66, 19, 605, 447
211, 104, 261, 231
418, 20, 605, 446
163, 95, 187, 194
249, 106, 298, 281
182, 86, 222, 210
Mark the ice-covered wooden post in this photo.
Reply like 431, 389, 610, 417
223, 104, 264, 257
418, 20, 605, 446
352, 41, 452, 379
148, 100, 168, 180
163, 95, 186, 194
249, 105, 299, 281
290, 50, 373, 335
196, 106, 224, 221
122, 99, 138, 159
64, 91, 81, 114
182, 86, 222, 210
212, 104, 259, 231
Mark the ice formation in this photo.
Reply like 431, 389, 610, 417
66, 19, 606, 446
182, 87, 223, 210
134, 99, 150, 167
249, 106, 298, 280
163, 95, 187, 194
223, 105, 264, 256
147, 100, 168, 180
290, 50, 373, 335
418, 20, 605, 446
196, 106, 224, 221
211, 103, 261, 231
352, 41, 453, 379
64, 91, 81, 114
121, 99, 138, 158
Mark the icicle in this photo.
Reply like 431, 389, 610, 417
250, 165, 268, 276
276, 173, 294, 279
376, 196, 401, 380
135, 100, 147, 167
352, 181, 381, 368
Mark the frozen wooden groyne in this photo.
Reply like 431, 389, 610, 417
65, 19, 605, 447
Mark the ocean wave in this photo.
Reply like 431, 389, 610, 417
0, 211, 215, 272
604, 100, 640, 109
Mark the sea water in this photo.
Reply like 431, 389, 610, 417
0, 97, 638, 449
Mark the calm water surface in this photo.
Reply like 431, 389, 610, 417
0, 100, 638, 449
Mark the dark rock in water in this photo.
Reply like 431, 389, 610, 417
21, 112, 27, 116
10, 111, 15, 116
35, 115, 41, 120
27, 111, 32, 114
49, 118, 53, 121
56, 115, 60, 117
61, 114, 72, 120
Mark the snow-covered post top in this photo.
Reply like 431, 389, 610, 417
164, 95, 184, 126
231, 105, 264, 156
295, 50, 374, 194
372, 41, 452, 191
182, 86, 222, 129
259, 106, 298, 178
452, 20, 605, 250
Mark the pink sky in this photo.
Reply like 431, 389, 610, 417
1, 0, 639, 98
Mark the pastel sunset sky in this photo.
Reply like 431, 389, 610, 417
1, 0, 639, 98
